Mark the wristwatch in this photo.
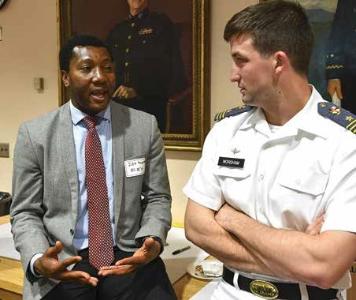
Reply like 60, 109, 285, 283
0, 0, 8, 9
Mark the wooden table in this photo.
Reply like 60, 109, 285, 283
0, 215, 355, 300
173, 273, 208, 300
0, 215, 207, 300
0, 215, 23, 300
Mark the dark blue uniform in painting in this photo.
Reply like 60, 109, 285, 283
305, 7, 335, 100
326, 0, 356, 113
107, 9, 187, 132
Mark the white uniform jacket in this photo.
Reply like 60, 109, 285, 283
184, 87, 356, 297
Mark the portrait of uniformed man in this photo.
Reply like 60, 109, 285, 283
62, 0, 193, 134
325, 0, 356, 114
107, 0, 188, 133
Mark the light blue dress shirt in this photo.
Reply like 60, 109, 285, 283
69, 101, 115, 250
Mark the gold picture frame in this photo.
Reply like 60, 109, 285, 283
58, 0, 210, 151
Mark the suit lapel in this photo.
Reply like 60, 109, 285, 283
111, 103, 125, 233
59, 103, 79, 227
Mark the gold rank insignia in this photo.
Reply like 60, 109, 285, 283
249, 280, 279, 299
326, 64, 344, 70
329, 106, 341, 115
138, 28, 153, 35
214, 105, 253, 122
318, 102, 356, 134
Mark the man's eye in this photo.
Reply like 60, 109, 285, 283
103, 65, 113, 72
80, 66, 91, 72
235, 60, 248, 68
235, 57, 246, 64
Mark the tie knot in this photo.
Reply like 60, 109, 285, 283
83, 116, 97, 129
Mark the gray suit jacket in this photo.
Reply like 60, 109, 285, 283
10, 101, 172, 300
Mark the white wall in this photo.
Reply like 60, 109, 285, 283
0, 0, 59, 193
0, 0, 256, 225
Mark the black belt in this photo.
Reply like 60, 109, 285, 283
222, 267, 338, 300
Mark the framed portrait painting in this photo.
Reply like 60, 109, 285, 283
59, 0, 210, 151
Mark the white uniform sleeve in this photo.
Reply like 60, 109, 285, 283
183, 125, 224, 211
322, 133, 356, 233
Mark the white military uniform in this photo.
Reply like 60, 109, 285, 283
184, 87, 356, 300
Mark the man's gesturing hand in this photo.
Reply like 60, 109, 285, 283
34, 241, 98, 286
98, 237, 161, 276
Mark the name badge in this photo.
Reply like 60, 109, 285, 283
125, 158, 145, 177
218, 156, 245, 168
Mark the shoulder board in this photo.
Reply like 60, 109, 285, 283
318, 102, 356, 134
214, 105, 253, 122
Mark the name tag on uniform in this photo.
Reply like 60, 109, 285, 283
218, 156, 245, 168
125, 158, 145, 177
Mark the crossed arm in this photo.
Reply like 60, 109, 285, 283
185, 199, 356, 288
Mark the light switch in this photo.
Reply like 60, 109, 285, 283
34, 77, 44, 92
0, 143, 9, 158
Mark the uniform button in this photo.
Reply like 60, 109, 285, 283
125, 62, 129, 67
125, 48, 129, 53
259, 174, 264, 181
70, 229, 74, 235
142, 40, 146, 44
128, 35, 132, 40
131, 22, 135, 27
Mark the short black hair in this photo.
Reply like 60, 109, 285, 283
59, 34, 113, 72
224, 0, 313, 75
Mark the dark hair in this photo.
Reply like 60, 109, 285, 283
59, 34, 113, 72
224, 0, 313, 75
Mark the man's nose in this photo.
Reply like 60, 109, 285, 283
92, 67, 105, 82
230, 68, 240, 83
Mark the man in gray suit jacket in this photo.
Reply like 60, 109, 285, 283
10, 35, 176, 300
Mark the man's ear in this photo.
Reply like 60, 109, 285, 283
61, 70, 70, 87
273, 51, 289, 75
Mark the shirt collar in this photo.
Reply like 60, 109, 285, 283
69, 100, 111, 126
240, 107, 268, 132
239, 86, 328, 139
286, 86, 329, 139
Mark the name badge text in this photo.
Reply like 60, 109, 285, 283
125, 158, 145, 177
218, 156, 245, 168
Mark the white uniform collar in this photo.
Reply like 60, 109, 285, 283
287, 86, 329, 139
239, 86, 329, 139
